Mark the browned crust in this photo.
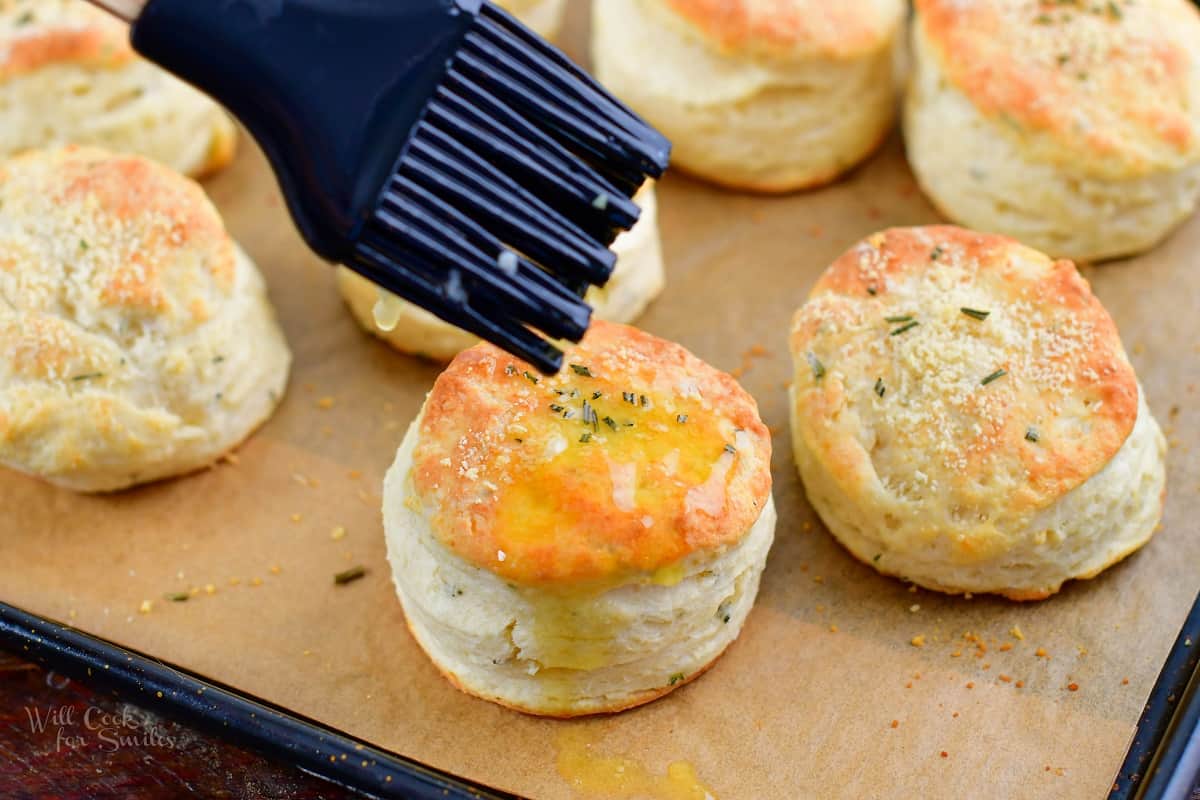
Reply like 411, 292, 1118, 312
663, 0, 902, 60
0, 5, 134, 80
914, 0, 1200, 169
411, 320, 773, 587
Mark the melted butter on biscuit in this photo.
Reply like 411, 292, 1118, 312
412, 321, 773, 587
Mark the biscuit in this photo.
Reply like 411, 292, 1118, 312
337, 184, 664, 362
0, 0, 236, 178
497, 0, 567, 39
789, 226, 1166, 600
592, 0, 906, 192
0, 147, 290, 492
905, 0, 1200, 261
383, 320, 775, 715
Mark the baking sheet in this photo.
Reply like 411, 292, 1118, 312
3, 6, 1200, 798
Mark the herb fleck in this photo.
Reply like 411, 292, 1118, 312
884, 314, 913, 324
874, 378, 886, 398
981, 368, 1008, 386
723, 444, 737, 455
334, 566, 367, 586
70, 372, 104, 382
677, 414, 688, 424
867, 286, 877, 296
890, 320, 920, 336
806, 351, 826, 380
592, 391, 602, 400
79, 239, 89, 250
549, 404, 565, 415
930, 246, 945, 261
602, 416, 618, 431
961, 308, 991, 321
1025, 427, 1040, 443
668, 673, 686, 686
1035, 12, 1053, 23
873, 553, 882, 563
505, 364, 516, 376
570, 364, 593, 377
622, 391, 636, 405
523, 370, 538, 384
15, 10, 33, 25
212, 355, 225, 364
639, 394, 650, 408
580, 432, 592, 443
164, 592, 190, 603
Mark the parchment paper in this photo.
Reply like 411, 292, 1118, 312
3, 6, 1199, 798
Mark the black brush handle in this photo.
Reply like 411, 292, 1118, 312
131, 0, 482, 263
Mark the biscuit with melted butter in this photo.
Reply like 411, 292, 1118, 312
0, 0, 236, 178
0, 146, 290, 491
789, 226, 1166, 600
905, 0, 1200, 261
383, 320, 775, 715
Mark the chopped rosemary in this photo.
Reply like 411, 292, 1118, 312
961, 308, 991, 321
582, 399, 598, 431
981, 368, 1008, 386
549, 404, 565, 414
884, 314, 913, 324
677, 414, 688, 424
872, 553, 881, 563
806, 351, 826, 380
212, 355, 225, 364
867, 286, 877, 296
513, 438, 523, 443
1035, 12, 1053, 23
890, 320, 920, 336
70, 372, 104, 381
1025, 427, 1040, 443
334, 566, 366, 585
505, 364, 516, 376
592, 391, 602, 400
639, 394, 650, 408
570, 364, 593, 377
79, 239, 89, 250
622, 391, 636, 404
930, 246, 945, 261
523, 370, 538, 384
580, 432, 592, 443
164, 592, 190, 603
602, 416, 618, 431
668, 673, 685, 686
874, 378, 886, 398
723, 444, 737, 455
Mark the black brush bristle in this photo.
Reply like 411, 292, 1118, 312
353, 1, 671, 373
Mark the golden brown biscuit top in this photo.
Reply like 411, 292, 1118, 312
411, 321, 772, 587
661, 0, 905, 59
0, 146, 237, 386
0, 1, 134, 81
916, 0, 1200, 175
790, 226, 1138, 520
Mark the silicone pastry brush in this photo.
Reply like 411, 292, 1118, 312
84, 0, 670, 372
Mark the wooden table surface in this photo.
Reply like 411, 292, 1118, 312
0, 650, 354, 799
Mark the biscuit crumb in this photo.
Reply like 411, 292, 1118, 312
331, 526, 347, 541
1035, 647, 1048, 658
829, 625, 838, 633
348, 470, 362, 479
138, 600, 152, 615
204, 584, 216, 595
317, 396, 336, 409
290, 513, 302, 523
1010, 626, 1024, 640
911, 635, 926, 647
999, 643, 1013, 652
1015, 681, 1025, 688
228, 577, 241, 586
890, 720, 899, 729
940, 751, 948, 759
909, 604, 921, 612
1067, 683, 1079, 692
950, 650, 962, 658
269, 565, 282, 575
999, 675, 1013, 683
250, 577, 263, 587
1121, 677, 1130, 685
965, 682, 974, 689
